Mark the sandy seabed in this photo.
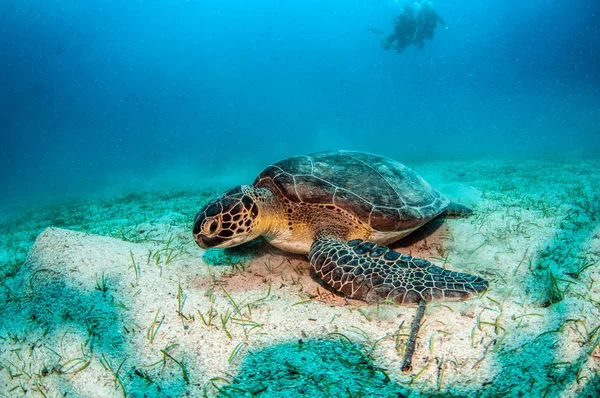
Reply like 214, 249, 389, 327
1, 158, 599, 397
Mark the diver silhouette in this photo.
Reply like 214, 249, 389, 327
376, 1, 445, 54
413, 1, 445, 49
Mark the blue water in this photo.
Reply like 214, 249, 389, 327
1, 0, 598, 208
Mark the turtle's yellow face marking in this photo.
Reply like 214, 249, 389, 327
193, 185, 259, 249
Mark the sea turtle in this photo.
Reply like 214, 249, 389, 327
193, 150, 488, 304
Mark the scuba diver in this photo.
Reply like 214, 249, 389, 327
381, 2, 417, 53
413, 1, 445, 49
374, 1, 445, 54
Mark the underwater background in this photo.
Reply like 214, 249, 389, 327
1, 0, 598, 210
2, 1, 600, 397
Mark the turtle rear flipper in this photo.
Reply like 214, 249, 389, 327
308, 237, 488, 304
443, 202, 473, 218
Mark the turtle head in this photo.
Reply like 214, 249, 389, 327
193, 185, 263, 249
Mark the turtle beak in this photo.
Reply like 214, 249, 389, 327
194, 234, 209, 249
196, 235, 227, 249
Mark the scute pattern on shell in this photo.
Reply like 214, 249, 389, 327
253, 150, 450, 232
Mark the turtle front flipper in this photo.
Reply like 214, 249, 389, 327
308, 237, 488, 304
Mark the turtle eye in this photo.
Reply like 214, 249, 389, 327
203, 218, 220, 235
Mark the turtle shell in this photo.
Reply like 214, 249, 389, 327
253, 150, 450, 232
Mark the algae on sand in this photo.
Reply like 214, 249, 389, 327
215, 339, 407, 397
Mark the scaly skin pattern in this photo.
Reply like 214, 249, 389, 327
308, 237, 489, 304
